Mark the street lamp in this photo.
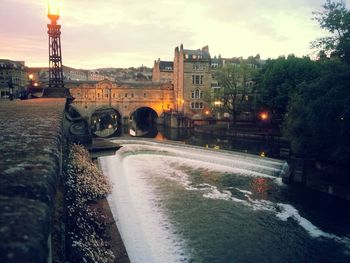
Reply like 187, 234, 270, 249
259, 112, 269, 121
214, 100, 222, 106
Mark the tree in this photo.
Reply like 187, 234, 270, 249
312, 0, 350, 64
212, 64, 257, 124
284, 60, 350, 167
256, 56, 320, 117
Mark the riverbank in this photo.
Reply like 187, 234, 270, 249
94, 199, 129, 263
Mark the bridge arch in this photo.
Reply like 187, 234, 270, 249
91, 107, 122, 137
129, 106, 159, 137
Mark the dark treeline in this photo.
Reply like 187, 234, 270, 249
255, 0, 350, 168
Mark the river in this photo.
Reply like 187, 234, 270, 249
99, 137, 350, 263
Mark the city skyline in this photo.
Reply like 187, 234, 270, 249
1, 0, 348, 69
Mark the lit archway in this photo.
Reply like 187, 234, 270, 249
129, 107, 158, 137
91, 108, 121, 137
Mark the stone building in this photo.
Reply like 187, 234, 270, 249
63, 66, 88, 81
173, 44, 212, 118
67, 79, 175, 122
0, 59, 27, 99
152, 59, 174, 83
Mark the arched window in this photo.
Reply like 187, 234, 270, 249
195, 89, 200, 99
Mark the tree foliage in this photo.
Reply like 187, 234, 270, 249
312, 0, 350, 64
256, 56, 320, 116
212, 64, 257, 123
284, 60, 350, 166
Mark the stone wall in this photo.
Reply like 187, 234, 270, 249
0, 99, 66, 263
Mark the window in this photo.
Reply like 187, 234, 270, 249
192, 89, 203, 99
131, 93, 134, 98
125, 93, 128, 98
195, 89, 199, 98
192, 75, 204, 85
190, 101, 204, 109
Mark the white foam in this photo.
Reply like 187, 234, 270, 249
277, 204, 335, 239
100, 155, 188, 263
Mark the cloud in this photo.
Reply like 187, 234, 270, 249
0, 0, 341, 68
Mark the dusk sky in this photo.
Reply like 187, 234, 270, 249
1, 0, 348, 69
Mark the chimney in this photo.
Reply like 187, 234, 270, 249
202, 45, 209, 53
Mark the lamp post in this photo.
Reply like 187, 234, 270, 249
43, 0, 69, 98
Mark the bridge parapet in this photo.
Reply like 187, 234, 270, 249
0, 99, 66, 263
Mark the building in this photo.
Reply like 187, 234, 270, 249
152, 59, 174, 83
63, 66, 88, 81
173, 44, 212, 118
0, 59, 27, 99
88, 70, 114, 81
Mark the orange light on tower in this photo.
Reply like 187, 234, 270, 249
48, 0, 61, 18
44, 0, 69, 97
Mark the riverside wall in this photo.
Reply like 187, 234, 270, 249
0, 99, 66, 263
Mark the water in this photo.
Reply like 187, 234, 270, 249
99, 139, 350, 263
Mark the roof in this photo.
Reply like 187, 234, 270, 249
0, 59, 25, 70
159, 61, 173, 71
183, 49, 210, 60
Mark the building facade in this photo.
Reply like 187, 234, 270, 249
0, 59, 27, 99
173, 44, 212, 118
152, 59, 174, 83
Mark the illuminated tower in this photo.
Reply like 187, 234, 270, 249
43, 0, 69, 97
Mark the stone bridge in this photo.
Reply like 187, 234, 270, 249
67, 79, 175, 125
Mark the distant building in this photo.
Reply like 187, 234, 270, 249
27, 67, 49, 86
211, 55, 265, 69
0, 59, 27, 99
152, 59, 174, 83
63, 66, 88, 81
88, 70, 114, 81
173, 44, 212, 117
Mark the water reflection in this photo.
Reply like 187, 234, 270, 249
118, 124, 289, 159
250, 178, 272, 199
91, 109, 120, 137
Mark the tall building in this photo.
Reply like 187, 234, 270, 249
173, 44, 212, 117
0, 59, 27, 99
152, 59, 174, 83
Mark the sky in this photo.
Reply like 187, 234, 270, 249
0, 0, 348, 69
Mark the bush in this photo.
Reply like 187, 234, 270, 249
65, 144, 114, 263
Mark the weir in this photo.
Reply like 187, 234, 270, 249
100, 139, 350, 263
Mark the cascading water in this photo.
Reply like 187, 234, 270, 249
99, 139, 350, 263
